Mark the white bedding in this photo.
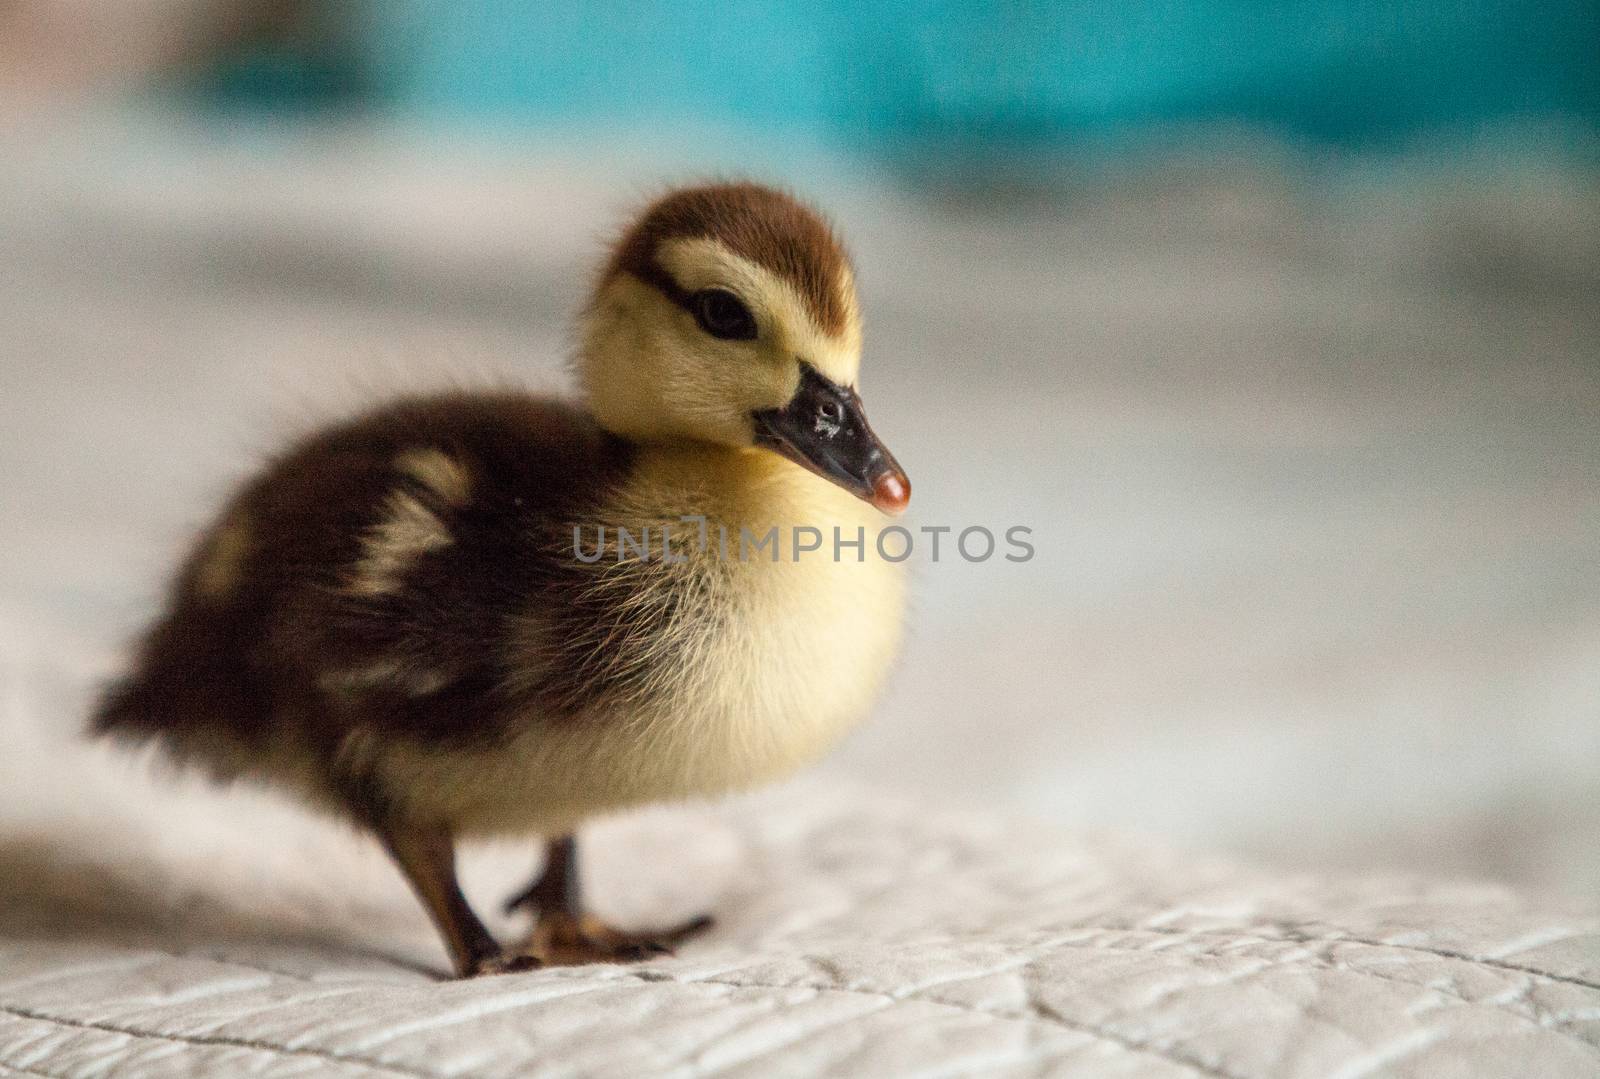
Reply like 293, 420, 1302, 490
2, 638, 1597, 1078
2, 114, 1598, 1076
1, 726, 1597, 1078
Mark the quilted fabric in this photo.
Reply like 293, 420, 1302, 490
2, 711, 1597, 1079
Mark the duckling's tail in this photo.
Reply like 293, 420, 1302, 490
89, 674, 160, 740
89, 651, 274, 790
88, 611, 267, 757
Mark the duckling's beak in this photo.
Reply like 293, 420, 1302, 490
752, 364, 911, 515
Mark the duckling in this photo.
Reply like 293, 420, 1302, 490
93, 182, 911, 977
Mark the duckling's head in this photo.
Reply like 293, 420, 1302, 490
579, 182, 909, 514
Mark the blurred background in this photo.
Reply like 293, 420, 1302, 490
2, 2, 1597, 897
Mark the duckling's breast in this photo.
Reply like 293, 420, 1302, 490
399, 447, 907, 837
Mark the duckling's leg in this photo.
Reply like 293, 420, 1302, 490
378, 820, 538, 978
503, 835, 712, 965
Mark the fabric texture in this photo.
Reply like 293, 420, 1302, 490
1, 644, 1597, 1078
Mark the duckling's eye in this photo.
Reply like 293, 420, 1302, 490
691, 289, 757, 341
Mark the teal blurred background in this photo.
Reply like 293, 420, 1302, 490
212, 1, 1599, 157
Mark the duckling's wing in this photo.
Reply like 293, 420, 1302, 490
94, 392, 633, 752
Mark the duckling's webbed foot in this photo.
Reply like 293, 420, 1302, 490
468, 951, 543, 977
524, 910, 712, 965
504, 834, 713, 966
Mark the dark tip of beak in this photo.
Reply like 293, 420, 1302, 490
871, 470, 911, 515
